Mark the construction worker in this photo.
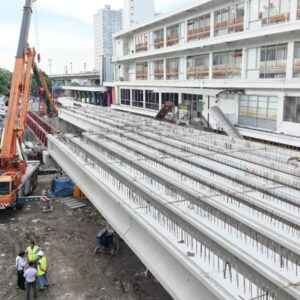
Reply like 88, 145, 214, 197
24, 261, 38, 300
26, 241, 39, 266
16, 251, 27, 290
37, 251, 48, 291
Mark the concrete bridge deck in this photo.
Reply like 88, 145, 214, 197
47, 107, 300, 300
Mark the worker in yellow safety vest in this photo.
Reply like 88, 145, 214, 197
37, 251, 49, 291
26, 241, 40, 264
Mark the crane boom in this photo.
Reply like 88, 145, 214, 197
1, 0, 34, 162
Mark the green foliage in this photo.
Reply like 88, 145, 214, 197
0, 67, 53, 98
0, 68, 12, 96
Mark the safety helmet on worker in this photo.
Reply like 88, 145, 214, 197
38, 250, 44, 257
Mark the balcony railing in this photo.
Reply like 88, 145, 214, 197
166, 68, 179, 79
293, 58, 300, 77
187, 27, 210, 42
166, 34, 179, 46
213, 65, 241, 78
154, 38, 164, 49
136, 71, 148, 80
135, 43, 148, 53
259, 61, 287, 78
187, 66, 209, 78
261, 12, 290, 26
215, 16, 244, 34
154, 70, 164, 79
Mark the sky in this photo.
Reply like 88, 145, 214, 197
0, 0, 195, 74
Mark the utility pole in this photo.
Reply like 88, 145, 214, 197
48, 58, 52, 74
70, 62, 73, 73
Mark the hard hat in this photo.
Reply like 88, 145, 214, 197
37, 251, 44, 257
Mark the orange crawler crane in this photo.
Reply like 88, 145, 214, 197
0, 0, 40, 209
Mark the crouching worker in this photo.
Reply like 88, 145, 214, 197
24, 261, 37, 299
37, 251, 48, 291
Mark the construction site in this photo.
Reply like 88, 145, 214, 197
1, 0, 300, 300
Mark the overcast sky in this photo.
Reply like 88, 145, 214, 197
0, 0, 195, 74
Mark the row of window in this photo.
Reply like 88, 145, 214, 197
134, 0, 300, 53
133, 42, 300, 80
120, 90, 300, 128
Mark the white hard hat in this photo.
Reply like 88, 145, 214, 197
38, 251, 44, 257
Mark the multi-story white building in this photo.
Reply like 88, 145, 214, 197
123, 0, 155, 28
111, 0, 300, 144
93, 5, 123, 83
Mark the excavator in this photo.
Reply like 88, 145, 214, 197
0, 0, 56, 209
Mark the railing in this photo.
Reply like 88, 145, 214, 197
215, 16, 244, 35
293, 58, 300, 77
261, 12, 290, 26
166, 68, 179, 79
136, 71, 148, 80
212, 65, 241, 78
166, 34, 179, 46
154, 38, 164, 49
187, 27, 210, 41
154, 70, 164, 80
259, 61, 287, 78
135, 43, 148, 53
187, 67, 209, 79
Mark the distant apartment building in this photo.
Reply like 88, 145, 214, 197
123, 0, 155, 28
111, 0, 300, 144
94, 5, 123, 83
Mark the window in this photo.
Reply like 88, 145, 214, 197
284, 97, 300, 123
214, 2, 244, 36
187, 14, 210, 42
136, 62, 148, 80
166, 58, 179, 80
166, 24, 180, 46
0, 182, 10, 195
120, 89, 130, 106
249, 0, 290, 28
298, 0, 300, 19
239, 95, 278, 129
145, 90, 159, 110
132, 89, 144, 107
153, 60, 164, 80
213, 50, 242, 79
259, 44, 287, 78
153, 29, 164, 49
182, 94, 203, 118
186, 54, 209, 79
294, 42, 300, 78
162, 93, 178, 106
135, 33, 148, 53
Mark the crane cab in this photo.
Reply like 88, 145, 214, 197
0, 175, 17, 209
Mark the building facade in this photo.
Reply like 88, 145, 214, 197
123, 0, 155, 28
111, 0, 300, 141
94, 5, 123, 83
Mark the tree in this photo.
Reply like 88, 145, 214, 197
0, 68, 12, 96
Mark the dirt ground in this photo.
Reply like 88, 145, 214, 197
0, 176, 172, 300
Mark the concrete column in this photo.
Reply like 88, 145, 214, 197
130, 89, 133, 106
159, 92, 162, 109
164, 26, 167, 48
276, 95, 285, 128
182, 56, 187, 80
286, 41, 295, 79
241, 48, 247, 80
210, 11, 214, 38
209, 52, 213, 80
143, 89, 146, 109
290, 0, 298, 21
164, 59, 167, 80
244, 0, 249, 30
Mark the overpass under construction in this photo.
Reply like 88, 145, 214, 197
48, 107, 300, 300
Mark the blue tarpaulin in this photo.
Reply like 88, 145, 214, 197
51, 176, 74, 197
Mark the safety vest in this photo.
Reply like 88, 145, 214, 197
26, 246, 39, 261
37, 257, 47, 276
